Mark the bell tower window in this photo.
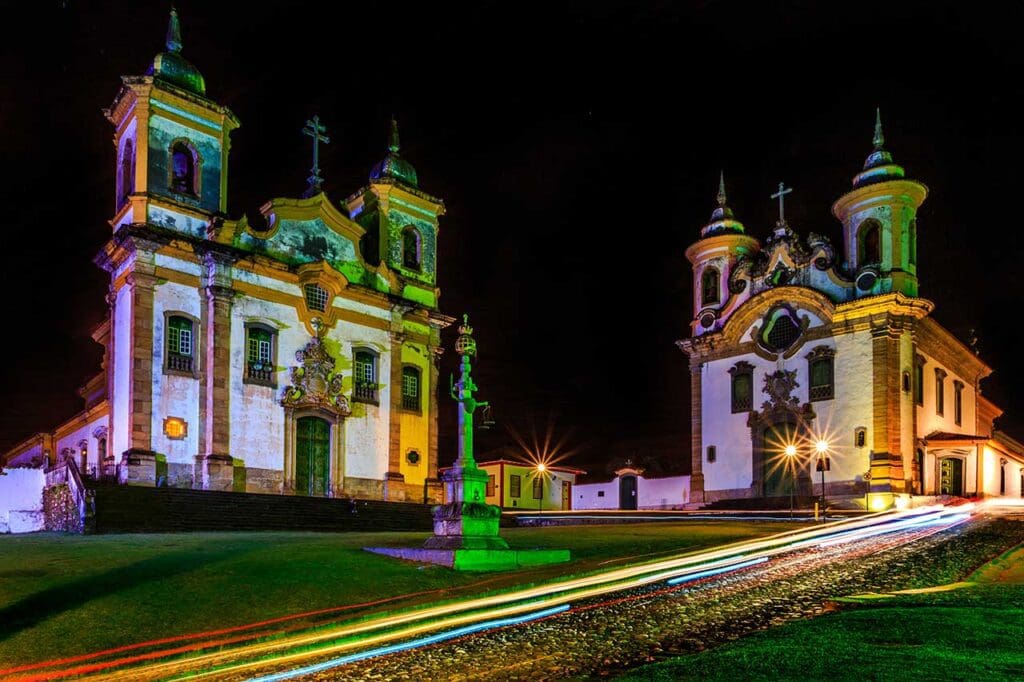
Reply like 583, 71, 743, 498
701, 267, 720, 306
165, 313, 198, 376
402, 227, 422, 271
119, 139, 135, 208
858, 219, 881, 265
170, 141, 198, 196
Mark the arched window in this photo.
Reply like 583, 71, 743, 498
908, 219, 917, 267
119, 139, 135, 207
402, 227, 422, 270
245, 324, 278, 387
858, 219, 881, 265
99, 437, 108, 462
729, 361, 754, 413
353, 348, 379, 404
401, 365, 421, 411
701, 267, 720, 306
170, 141, 197, 195
915, 448, 925, 494
1000, 460, 1007, 495
165, 314, 197, 375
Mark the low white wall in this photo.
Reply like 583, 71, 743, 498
0, 467, 45, 533
576, 475, 691, 510
575, 480, 619, 509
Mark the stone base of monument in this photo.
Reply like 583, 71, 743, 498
366, 467, 570, 571
366, 546, 570, 571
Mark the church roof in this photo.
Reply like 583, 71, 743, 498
924, 431, 990, 443
147, 9, 206, 96
369, 118, 418, 187
852, 109, 906, 188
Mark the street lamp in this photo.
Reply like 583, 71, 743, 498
815, 439, 831, 522
784, 444, 797, 519
536, 463, 546, 514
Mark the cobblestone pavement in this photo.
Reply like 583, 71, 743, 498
299, 516, 1024, 681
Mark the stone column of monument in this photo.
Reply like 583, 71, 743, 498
423, 315, 508, 550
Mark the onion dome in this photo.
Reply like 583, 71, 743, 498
701, 171, 746, 237
369, 117, 419, 187
852, 109, 906, 188
147, 8, 206, 96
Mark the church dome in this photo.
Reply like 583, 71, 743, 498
852, 109, 905, 188
701, 172, 746, 237
369, 118, 418, 187
147, 9, 206, 96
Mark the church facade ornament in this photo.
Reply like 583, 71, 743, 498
280, 337, 350, 419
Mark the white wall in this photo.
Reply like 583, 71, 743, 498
916, 351, 977, 439
151, 280, 202, 465
575, 480, 619, 510
112, 284, 132, 461
575, 475, 690, 510
55, 415, 109, 477
0, 467, 45, 533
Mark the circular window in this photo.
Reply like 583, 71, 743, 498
406, 450, 421, 465
856, 269, 878, 291
699, 311, 717, 329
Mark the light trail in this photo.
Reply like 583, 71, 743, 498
29, 504, 973, 681
245, 604, 570, 682
666, 557, 769, 585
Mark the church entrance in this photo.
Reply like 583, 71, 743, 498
939, 457, 964, 496
620, 475, 638, 510
762, 424, 796, 497
296, 416, 330, 497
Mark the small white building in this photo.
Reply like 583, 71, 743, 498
575, 467, 691, 510
442, 460, 586, 511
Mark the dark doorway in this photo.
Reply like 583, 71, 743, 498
915, 448, 925, 494
619, 475, 637, 510
939, 457, 964, 496
296, 416, 330, 496
762, 424, 796, 497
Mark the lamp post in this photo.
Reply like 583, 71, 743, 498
784, 444, 797, 519
536, 463, 546, 514
815, 439, 831, 522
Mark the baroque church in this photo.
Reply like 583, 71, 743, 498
2, 10, 450, 504
678, 113, 1024, 510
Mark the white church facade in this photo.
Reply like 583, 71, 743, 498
678, 115, 1024, 510
1, 10, 449, 508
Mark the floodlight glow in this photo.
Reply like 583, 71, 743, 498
815, 439, 829, 454
784, 444, 797, 457
536, 463, 547, 473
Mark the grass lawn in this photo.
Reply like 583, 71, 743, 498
620, 543, 1024, 681
0, 520, 798, 667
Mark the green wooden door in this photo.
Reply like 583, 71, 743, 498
296, 417, 330, 496
939, 457, 963, 496
763, 425, 795, 498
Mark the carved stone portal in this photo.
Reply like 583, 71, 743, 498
280, 337, 351, 418
747, 369, 816, 498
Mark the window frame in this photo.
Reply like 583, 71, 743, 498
854, 427, 867, 448
244, 323, 278, 388
858, 218, 882, 266
303, 282, 331, 313
509, 474, 521, 498
352, 347, 380, 404
701, 267, 720, 306
486, 474, 495, 497
400, 364, 422, 412
532, 475, 544, 500
805, 346, 836, 402
953, 379, 964, 426
706, 445, 716, 463
119, 138, 135, 209
913, 354, 925, 406
402, 226, 423, 271
163, 311, 199, 378
168, 139, 201, 198
935, 367, 947, 416
729, 361, 754, 413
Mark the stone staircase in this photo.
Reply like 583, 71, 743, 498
92, 485, 435, 534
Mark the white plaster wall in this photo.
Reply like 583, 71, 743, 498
55, 415, 109, 477
0, 467, 45, 533
228, 294, 299, 471
336, 324, 392, 480
5, 443, 45, 468
638, 475, 690, 508
112, 285, 132, 461
155, 253, 202, 277
916, 351, 977, 438
701, 328, 875, 494
575, 480, 619, 509
151, 281, 202, 464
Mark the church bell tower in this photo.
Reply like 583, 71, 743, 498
832, 110, 927, 297
104, 8, 240, 235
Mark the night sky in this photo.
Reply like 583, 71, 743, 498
2, 1, 1022, 472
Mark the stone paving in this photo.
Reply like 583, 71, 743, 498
294, 516, 1024, 681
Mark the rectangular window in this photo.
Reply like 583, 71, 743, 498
730, 364, 753, 413
935, 368, 946, 416
166, 315, 194, 374
354, 350, 378, 403
509, 474, 521, 498
706, 445, 716, 463
914, 359, 924, 406
486, 474, 495, 497
954, 381, 964, 426
401, 366, 420, 411
597, 490, 605, 498
245, 327, 275, 385
303, 283, 329, 312
808, 357, 834, 401
532, 476, 544, 499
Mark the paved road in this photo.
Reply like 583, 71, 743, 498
304, 516, 1023, 681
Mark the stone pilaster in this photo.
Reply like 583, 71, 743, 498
196, 250, 235, 491
689, 362, 705, 505
385, 309, 406, 497
870, 320, 905, 495
424, 343, 444, 503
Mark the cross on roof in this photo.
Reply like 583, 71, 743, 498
771, 182, 793, 226
302, 115, 331, 198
